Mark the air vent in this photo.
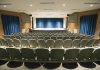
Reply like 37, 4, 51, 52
84, 3, 100, 4
40, 2, 55, 4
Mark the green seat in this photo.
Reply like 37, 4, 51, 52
21, 39, 30, 48
29, 39, 38, 48
93, 39, 100, 47
80, 39, 88, 47
54, 39, 63, 48
38, 39, 46, 48
78, 48, 94, 62
91, 48, 100, 61
20, 48, 35, 61
64, 49, 79, 62
36, 48, 49, 62
50, 49, 64, 62
86, 39, 95, 47
0, 48, 9, 60
46, 39, 54, 48
63, 39, 72, 48
51, 36, 56, 40
6, 48, 22, 61
13, 39, 21, 47
72, 39, 80, 48
6, 38, 13, 47
1, 38, 8, 47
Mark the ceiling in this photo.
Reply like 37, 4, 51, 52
0, 0, 100, 17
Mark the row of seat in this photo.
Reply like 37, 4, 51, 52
4, 35, 92, 40
0, 38, 100, 48
0, 47, 100, 62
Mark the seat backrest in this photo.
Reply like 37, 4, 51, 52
21, 39, 30, 48
72, 39, 80, 48
29, 39, 38, 48
78, 48, 94, 61
6, 38, 13, 47
86, 39, 95, 47
46, 39, 54, 48
93, 39, 100, 47
1, 38, 8, 46
13, 39, 21, 47
38, 39, 46, 48
63, 39, 72, 48
80, 39, 88, 47
54, 39, 63, 48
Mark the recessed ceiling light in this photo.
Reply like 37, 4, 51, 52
90, 4, 94, 7
62, 3, 66, 7
29, 4, 33, 7
3, 5, 7, 8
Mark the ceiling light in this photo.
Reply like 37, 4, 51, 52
62, 3, 66, 7
29, 4, 32, 7
90, 4, 94, 7
3, 5, 7, 8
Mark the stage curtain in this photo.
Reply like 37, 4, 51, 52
1, 15, 20, 35
79, 14, 97, 35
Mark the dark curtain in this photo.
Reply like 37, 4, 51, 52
1, 15, 20, 35
80, 14, 97, 35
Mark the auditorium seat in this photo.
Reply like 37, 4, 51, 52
21, 39, 30, 48
38, 39, 46, 48
86, 39, 95, 47
64, 48, 79, 62
91, 48, 100, 61
44, 36, 50, 40
13, 39, 21, 47
50, 49, 64, 62
6, 38, 13, 47
6, 48, 22, 61
20, 48, 35, 61
93, 39, 100, 47
0, 38, 8, 47
72, 39, 80, 48
63, 39, 72, 48
54, 39, 63, 48
29, 39, 38, 48
80, 39, 88, 47
0, 48, 9, 60
51, 36, 56, 40
46, 39, 54, 48
78, 48, 94, 62
35, 48, 49, 62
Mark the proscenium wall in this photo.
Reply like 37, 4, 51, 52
68, 9, 100, 39
0, 10, 31, 37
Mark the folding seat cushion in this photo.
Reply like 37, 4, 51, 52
20, 48, 35, 61
13, 39, 21, 47
72, 39, 80, 48
86, 39, 95, 47
38, 36, 44, 39
57, 36, 62, 39
0, 48, 9, 60
35, 48, 49, 62
46, 39, 54, 48
93, 39, 100, 47
64, 49, 79, 61
63, 39, 72, 48
80, 39, 88, 47
29, 39, 38, 48
21, 39, 30, 48
6, 48, 22, 61
38, 39, 46, 48
54, 39, 63, 48
50, 49, 64, 62
6, 38, 13, 47
78, 48, 94, 62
